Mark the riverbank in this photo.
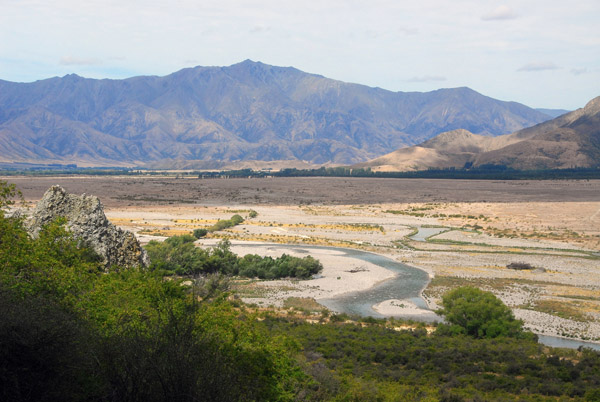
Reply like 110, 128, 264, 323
199, 239, 399, 306
372, 299, 438, 319
14, 176, 600, 347
211, 239, 600, 348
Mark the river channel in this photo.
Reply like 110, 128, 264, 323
232, 241, 600, 351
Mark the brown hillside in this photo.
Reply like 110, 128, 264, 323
356, 97, 599, 171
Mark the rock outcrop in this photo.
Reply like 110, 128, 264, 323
28, 185, 149, 269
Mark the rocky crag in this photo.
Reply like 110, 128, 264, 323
28, 185, 149, 269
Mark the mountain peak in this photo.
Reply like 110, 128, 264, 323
232, 59, 261, 67
228, 59, 300, 74
62, 73, 83, 80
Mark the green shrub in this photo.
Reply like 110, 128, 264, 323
193, 228, 208, 238
436, 286, 533, 339
230, 214, 244, 225
207, 214, 245, 232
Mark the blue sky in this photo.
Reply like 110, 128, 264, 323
1, 0, 599, 109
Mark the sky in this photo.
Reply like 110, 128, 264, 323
1, 0, 599, 110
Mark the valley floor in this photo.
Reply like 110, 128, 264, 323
8, 176, 600, 343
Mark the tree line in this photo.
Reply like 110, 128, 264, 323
145, 235, 323, 279
4, 165, 600, 180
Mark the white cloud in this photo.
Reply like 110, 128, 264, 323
517, 62, 559, 72
59, 56, 102, 66
249, 25, 271, 34
0, 0, 597, 109
571, 67, 588, 75
398, 27, 418, 36
407, 75, 447, 82
481, 5, 517, 21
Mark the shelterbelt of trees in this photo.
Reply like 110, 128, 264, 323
1, 181, 600, 401
3, 165, 600, 180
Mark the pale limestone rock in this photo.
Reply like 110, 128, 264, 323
28, 185, 149, 269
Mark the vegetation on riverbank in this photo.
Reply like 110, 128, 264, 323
2, 181, 600, 401
145, 235, 323, 279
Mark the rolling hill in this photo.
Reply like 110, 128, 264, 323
356, 96, 600, 171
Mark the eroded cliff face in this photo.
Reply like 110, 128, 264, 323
28, 185, 149, 269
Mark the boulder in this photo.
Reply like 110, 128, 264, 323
28, 185, 149, 269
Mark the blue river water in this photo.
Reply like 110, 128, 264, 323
409, 227, 448, 242
233, 242, 600, 351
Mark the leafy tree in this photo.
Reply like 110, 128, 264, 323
145, 235, 209, 275
0, 180, 22, 211
436, 286, 532, 339
145, 235, 322, 279
0, 184, 304, 401
193, 228, 208, 238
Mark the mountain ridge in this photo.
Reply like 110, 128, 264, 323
0, 60, 554, 166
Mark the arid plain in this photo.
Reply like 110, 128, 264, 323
8, 176, 600, 342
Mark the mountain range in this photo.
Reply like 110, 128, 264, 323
0, 60, 555, 167
355, 96, 600, 171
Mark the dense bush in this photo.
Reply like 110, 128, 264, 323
145, 235, 323, 279
193, 228, 208, 238
436, 286, 533, 340
0, 183, 303, 401
264, 316, 600, 401
237, 253, 322, 279
208, 214, 244, 232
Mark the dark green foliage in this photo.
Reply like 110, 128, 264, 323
231, 214, 244, 225
5, 166, 600, 180
0, 217, 102, 305
93, 299, 293, 402
208, 214, 245, 232
145, 235, 209, 275
264, 316, 600, 401
145, 235, 323, 279
192, 228, 208, 238
237, 253, 323, 279
0, 184, 302, 401
436, 286, 532, 340
0, 286, 98, 402
0, 180, 22, 209
273, 166, 600, 180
